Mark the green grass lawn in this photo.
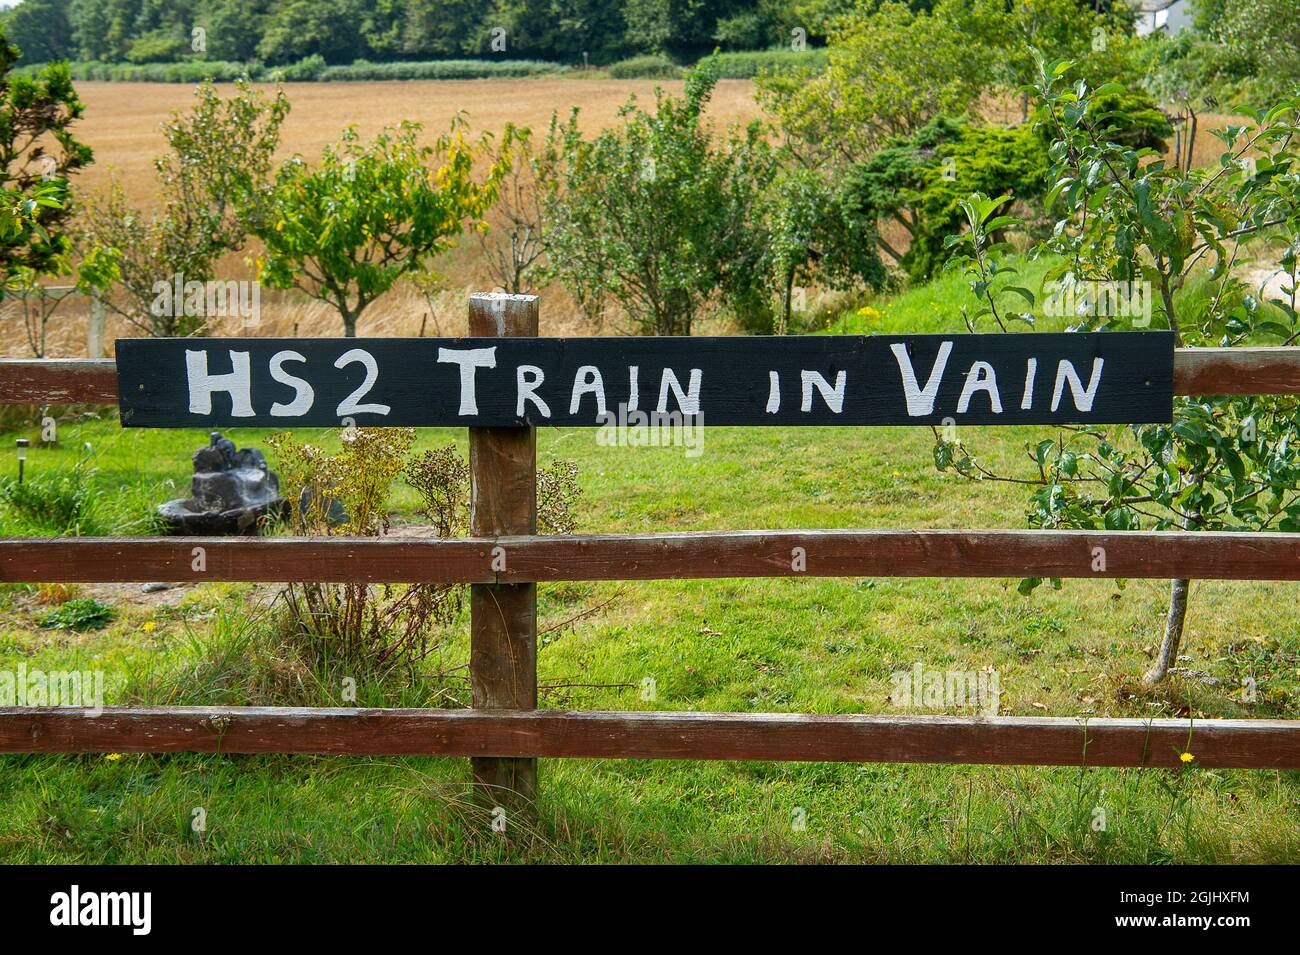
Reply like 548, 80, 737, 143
0, 261, 1296, 863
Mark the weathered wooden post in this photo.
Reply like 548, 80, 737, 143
87, 295, 106, 360
467, 292, 538, 822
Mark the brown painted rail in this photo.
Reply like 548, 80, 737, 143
2, 347, 1299, 405
3, 529, 1300, 583
0, 359, 119, 403
1, 707, 1296, 768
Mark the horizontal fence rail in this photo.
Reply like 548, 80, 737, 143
3, 529, 1300, 583
2, 348, 1300, 405
2, 708, 1297, 768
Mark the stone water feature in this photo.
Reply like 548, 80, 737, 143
157, 432, 285, 534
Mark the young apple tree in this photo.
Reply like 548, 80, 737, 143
254, 119, 504, 337
936, 63, 1300, 688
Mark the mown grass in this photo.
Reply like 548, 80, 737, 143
0, 259, 1296, 863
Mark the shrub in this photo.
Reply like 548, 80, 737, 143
16, 58, 566, 83
319, 59, 567, 81
268, 429, 579, 672
540, 56, 778, 335
275, 54, 327, 82
844, 116, 1051, 282
1040, 86, 1173, 152
606, 54, 681, 79
78, 80, 289, 336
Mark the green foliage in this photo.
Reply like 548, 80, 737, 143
254, 119, 504, 336
540, 56, 776, 335
941, 192, 1038, 331
125, 28, 189, 64
1, 0, 75, 63
0, 448, 106, 535
256, 0, 365, 65
316, 58, 566, 81
0, 446, 143, 537
1052, 86, 1173, 152
756, 0, 1141, 169
936, 63, 1300, 597
38, 597, 114, 631
709, 48, 827, 78
268, 428, 579, 670
23, 58, 569, 83
10, 0, 800, 69
606, 54, 682, 79
844, 116, 1050, 282
78, 80, 289, 335
24, 59, 261, 83
1144, 1, 1300, 109
756, 0, 995, 166
0, 28, 92, 292
759, 164, 888, 333
275, 54, 328, 81
713, 0, 801, 49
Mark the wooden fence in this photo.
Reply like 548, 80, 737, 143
1, 294, 1298, 818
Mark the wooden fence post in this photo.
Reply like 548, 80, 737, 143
467, 292, 538, 823
87, 296, 105, 360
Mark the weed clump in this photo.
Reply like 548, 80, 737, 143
39, 597, 114, 631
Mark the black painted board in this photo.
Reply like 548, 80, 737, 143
115, 332, 1174, 428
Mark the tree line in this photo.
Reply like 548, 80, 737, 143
3, 0, 820, 67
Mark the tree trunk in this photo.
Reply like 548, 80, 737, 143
1143, 577, 1190, 687
780, 270, 794, 336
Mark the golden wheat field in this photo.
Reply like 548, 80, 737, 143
3, 77, 1242, 358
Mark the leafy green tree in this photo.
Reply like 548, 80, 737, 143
200, 0, 271, 62
539, 57, 771, 335
1196, 0, 1300, 102
386, 0, 487, 57
758, 0, 1140, 169
257, 0, 364, 65
756, 0, 1001, 167
2, 0, 76, 63
713, 0, 797, 50
253, 119, 504, 337
621, 0, 748, 57
489, 0, 632, 62
125, 28, 190, 64
936, 63, 1300, 686
761, 164, 887, 333
0, 28, 92, 294
78, 80, 288, 334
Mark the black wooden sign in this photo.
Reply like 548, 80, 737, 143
115, 332, 1174, 428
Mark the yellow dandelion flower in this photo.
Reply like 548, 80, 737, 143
141, 621, 157, 633
1179, 752, 1194, 763
105, 753, 122, 761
